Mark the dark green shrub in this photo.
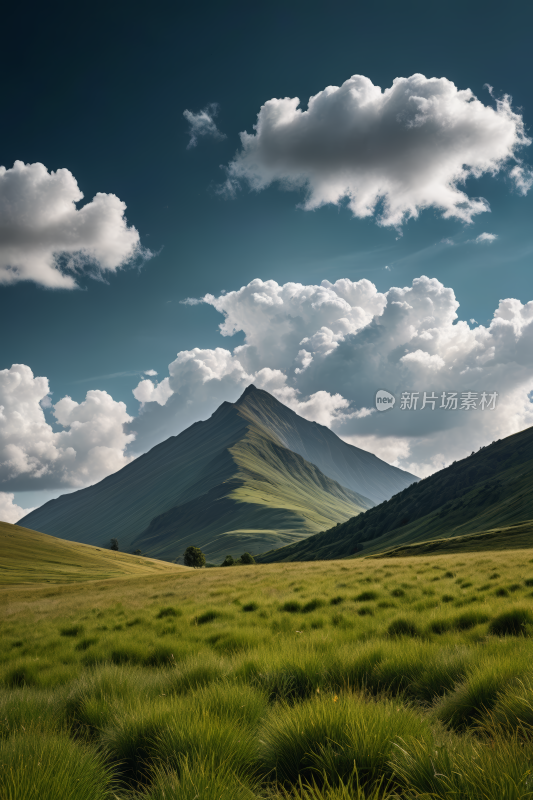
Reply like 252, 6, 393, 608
355, 591, 378, 602
221, 555, 235, 567
242, 603, 258, 612
302, 599, 325, 613
75, 637, 98, 651
196, 611, 222, 625
453, 611, 489, 630
329, 596, 344, 605
240, 552, 255, 565
388, 618, 420, 637
488, 608, 533, 637
60, 625, 83, 637
495, 587, 509, 597
157, 607, 181, 619
5, 663, 40, 688
281, 601, 302, 613
429, 618, 452, 634
183, 546, 205, 568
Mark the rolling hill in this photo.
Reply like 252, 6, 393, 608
0, 521, 185, 585
18, 385, 417, 564
257, 424, 533, 562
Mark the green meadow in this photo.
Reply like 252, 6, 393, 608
3, 550, 533, 799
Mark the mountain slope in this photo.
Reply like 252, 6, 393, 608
257, 425, 533, 562
235, 386, 417, 504
0, 521, 185, 585
133, 424, 374, 563
19, 385, 417, 564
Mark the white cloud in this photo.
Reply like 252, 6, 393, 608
475, 232, 498, 243
133, 377, 173, 406
4, 274, 533, 493
0, 491, 35, 524
129, 275, 533, 478
0, 161, 150, 288
510, 164, 533, 195
400, 350, 446, 371
144, 369, 158, 376
223, 73, 531, 226
0, 364, 135, 490
183, 103, 226, 149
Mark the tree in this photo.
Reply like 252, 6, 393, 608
110, 538, 119, 551
183, 546, 205, 568
133, 549, 142, 556
240, 552, 255, 564
221, 555, 234, 567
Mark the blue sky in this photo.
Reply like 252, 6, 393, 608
1, 0, 533, 520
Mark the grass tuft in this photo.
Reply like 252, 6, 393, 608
488, 607, 533, 637
387, 618, 420, 637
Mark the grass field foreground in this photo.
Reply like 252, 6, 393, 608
2, 549, 533, 798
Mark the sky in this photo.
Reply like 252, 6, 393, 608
1, 0, 533, 522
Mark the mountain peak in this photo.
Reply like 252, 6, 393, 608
236, 384, 260, 403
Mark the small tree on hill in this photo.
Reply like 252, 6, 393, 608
221, 555, 234, 567
183, 546, 205, 568
240, 552, 255, 564
110, 538, 119, 551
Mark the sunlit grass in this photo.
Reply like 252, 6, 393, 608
2, 548, 533, 798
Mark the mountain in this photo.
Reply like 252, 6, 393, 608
256, 425, 533, 562
18, 386, 417, 564
0, 520, 185, 585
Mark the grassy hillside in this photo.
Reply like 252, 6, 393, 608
0, 521, 185, 585
3, 549, 533, 799
369, 520, 533, 558
257, 424, 533, 562
20, 385, 416, 563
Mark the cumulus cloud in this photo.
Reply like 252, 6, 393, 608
4, 275, 533, 492
0, 161, 150, 288
0, 492, 35, 523
223, 73, 531, 226
183, 103, 226, 149
0, 364, 135, 490
129, 276, 533, 478
475, 232, 498, 243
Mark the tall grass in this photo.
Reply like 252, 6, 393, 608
0, 728, 116, 799
259, 692, 432, 788
3, 547, 533, 798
